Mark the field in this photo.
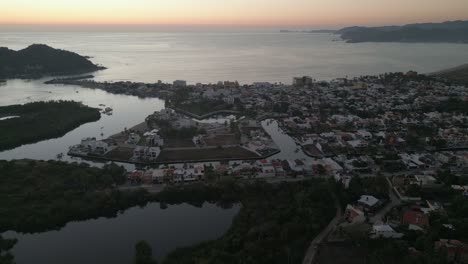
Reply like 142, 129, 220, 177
105, 146, 134, 161
203, 134, 239, 146
157, 146, 259, 162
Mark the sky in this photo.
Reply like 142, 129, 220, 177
1, 0, 468, 28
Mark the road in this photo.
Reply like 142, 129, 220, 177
302, 198, 342, 264
369, 177, 401, 223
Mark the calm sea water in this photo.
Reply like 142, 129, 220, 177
2, 30, 468, 83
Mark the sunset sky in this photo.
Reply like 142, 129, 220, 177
1, 0, 468, 28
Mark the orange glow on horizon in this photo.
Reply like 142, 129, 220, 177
1, 0, 468, 28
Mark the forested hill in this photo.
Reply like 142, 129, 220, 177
336, 20, 468, 43
0, 44, 104, 78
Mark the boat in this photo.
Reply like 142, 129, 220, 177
102, 107, 113, 115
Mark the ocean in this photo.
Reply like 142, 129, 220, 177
2, 30, 468, 84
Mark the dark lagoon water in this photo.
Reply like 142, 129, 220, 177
3, 203, 240, 264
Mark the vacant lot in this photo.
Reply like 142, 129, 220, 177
203, 134, 239, 146
157, 146, 258, 162
164, 138, 195, 148
105, 146, 134, 160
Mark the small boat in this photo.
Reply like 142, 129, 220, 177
102, 107, 113, 115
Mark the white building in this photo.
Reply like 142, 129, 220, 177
173, 80, 187, 87
370, 224, 403, 239
257, 166, 276, 178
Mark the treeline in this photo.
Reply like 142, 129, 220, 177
162, 180, 336, 264
0, 100, 101, 151
0, 160, 149, 233
334, 175, 390, 208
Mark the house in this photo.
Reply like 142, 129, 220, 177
293, 76, 313, 87
147, 147, 161, 161
128, 133, 141, 145
173, 80, 187, 87
152, 169, 166, 183
434, 239, 468, 263
401, 209, 429, 229
357, 129, 372, 140
81, 137, 97, 152
95, 141, 110, 154
128, 170, 144, 182
144, 130, 164, 146
413, 175, 438, 187
79, 138, 110, 154
258, 166, 276, 178
358, 195, 380, 211
370, 224, 403, 239
133, 146, 147, 159
344, 204, 366, 224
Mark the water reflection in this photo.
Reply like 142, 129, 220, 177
0, 79, 164, 169
3, 203, 240, 264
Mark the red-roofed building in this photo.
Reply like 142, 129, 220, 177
401, 210, 429, 229
434, 239, 468, 263
128, 170, 144, 182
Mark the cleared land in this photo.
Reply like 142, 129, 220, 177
203, 134, 239, 146
157, 146, 259, 162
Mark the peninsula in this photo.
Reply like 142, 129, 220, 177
336, 20, 468, 43
0, 44, 104, 79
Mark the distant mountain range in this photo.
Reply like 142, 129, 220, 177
336, 20, 468, 43
280, 20, 468, 43
0, 44, 104, 79
280, 29, 336, 33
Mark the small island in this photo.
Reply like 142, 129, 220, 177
0, 101, 101, 151
0, 44, 105, 79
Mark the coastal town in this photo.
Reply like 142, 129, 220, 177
50, 71, 468, 262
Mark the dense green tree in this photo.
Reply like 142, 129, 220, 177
135, 241, 157, 264
0, 101, 100, 151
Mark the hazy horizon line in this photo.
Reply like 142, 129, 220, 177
1, 18, 467, 31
